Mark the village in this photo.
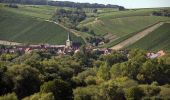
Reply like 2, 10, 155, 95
0, 32, 166, 59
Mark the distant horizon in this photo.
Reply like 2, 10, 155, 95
53, 0, 170, 8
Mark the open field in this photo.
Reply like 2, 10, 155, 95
127, 23, 170, 51
0, 4, 84, 45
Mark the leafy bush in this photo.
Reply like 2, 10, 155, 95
0, 93, 18, 100
23, 92, 54, 100
125, 86, 144, 100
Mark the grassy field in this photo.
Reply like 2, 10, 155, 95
128, 23, 170, 51
0, 4, 84, 45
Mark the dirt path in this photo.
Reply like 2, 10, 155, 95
111, 22, 164, 50
0, 40, 22, 46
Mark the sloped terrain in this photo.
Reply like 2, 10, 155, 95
128, 23, 170, 51
0, 4, 84, 45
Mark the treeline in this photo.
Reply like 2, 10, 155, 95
0, 0, 125, 9
152, 9, 170, 17
52, 8, 86, 28
0, 45, 170, 100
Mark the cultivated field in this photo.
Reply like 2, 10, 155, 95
79, 8, 170, 47
0, 4, 84, 45
128, 23, 170, 51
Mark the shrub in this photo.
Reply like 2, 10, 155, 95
125, 86, 144, 100
85, 76, 96, 85
0, 93, 18, 100
23, 92, 54, 100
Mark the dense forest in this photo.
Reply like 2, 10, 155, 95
0, 45, 170, 100
0, 0, 125, 9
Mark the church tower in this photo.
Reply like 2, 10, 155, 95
66, 32, 72, 48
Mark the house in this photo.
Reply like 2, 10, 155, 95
147, 50, 166, 59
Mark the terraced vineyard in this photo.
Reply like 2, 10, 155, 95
0, 4, 84, 45
79, 8, 170, 47
128, 23, 170, 51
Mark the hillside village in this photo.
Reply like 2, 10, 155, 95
0, 0, 170, 100
0, 32, 166, 59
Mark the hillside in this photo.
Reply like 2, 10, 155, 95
79, 8, 170, 47
0, 4, 84, 45
128, 23, 170, 51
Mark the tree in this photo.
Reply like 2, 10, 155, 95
7, 65, 41, 99
125, 86, 144, 100
97, 64, 110, 80
40, 79, 72, 100
0, 66, 13, 95
73, 86, 100, 100
101, 52, 127, 67
99, 81, 125, 100
23, 92, 54, 100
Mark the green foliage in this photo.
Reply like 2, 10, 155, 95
97, 64, 110, 80
23, 92, 54, 100
112, 77, 138, 88
0, 66, 13, 95
73, 68, 96, 85
137, 59, 170, 84
40, 79, 72, 100
101, 52, 127, 67
0, 53, 17, 61
7, 64, 41, 99
125, 86, 144, 100
52, 8, 86, 28
0, 93, 18, 100
99, 81, 125, 100
110, 61, 141, 79
84, 76, 96, 85
73, 85, 100, 100
141, 85, 161, 97
74, 81, 125, 100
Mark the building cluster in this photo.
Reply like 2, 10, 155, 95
147, 50, 166, 59
0, 33, 81, 55
0, 32, 167, 58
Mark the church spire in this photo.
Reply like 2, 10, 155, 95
66, 32, 72, 47
67, 32, 70, 41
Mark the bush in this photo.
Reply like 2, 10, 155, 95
80, 27, 89, 32
85, 76, 96, 85
125, 86, 144, 100
23, 92, 54, 100
142, 85, 161, 97
0, 93, 18, 100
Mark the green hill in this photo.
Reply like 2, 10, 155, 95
127, 23, 170, 51
79, 8, 170, 47
0, 4, 84, 45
